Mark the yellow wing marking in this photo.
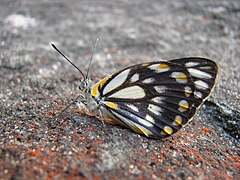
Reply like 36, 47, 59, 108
157, 63, 170, 69
149, 63, 170, 72
130, 123, 153, 137
141, 63, 149, 67
176, 72, 187, 81
178, 100, 189, 112
163, 126, 173, 135
91, 75, 111, 97
103, 101, 118, 109
173, 115, 182, 126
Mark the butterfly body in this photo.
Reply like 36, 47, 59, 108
77, 57, 218, 139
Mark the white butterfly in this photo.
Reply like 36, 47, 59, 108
52, 43, 218, 139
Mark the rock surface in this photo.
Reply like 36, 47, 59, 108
0, 0, 239, 179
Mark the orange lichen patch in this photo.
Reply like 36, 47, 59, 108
202, 127, 209, 133
87, 127, 94, 131
235, 162, 240, 167
28, 149, 42, 156
50, 97, 57, 101
47, 171, 57, 179
40, 156, 48, 162
95, 139, 103, 144
46, 110, 54, 115
186, 150, 194, 156
165, 166, 172, 171
53, 104, 61, 109
226, 156, 232, 161
92, 173, 101, 180
150, 156, 158, 162
232, 155, 239, 160
49, 129, 55, 135
29, 124, 35, 128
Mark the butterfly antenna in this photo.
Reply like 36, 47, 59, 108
86, 38, 99, 79
51, 44, 86, 80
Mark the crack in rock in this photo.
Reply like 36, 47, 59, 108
204, 100, 240, 140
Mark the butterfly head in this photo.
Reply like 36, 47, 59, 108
78, 77, 100, 114
79, 78, 92, 94
79, 78, 88, 91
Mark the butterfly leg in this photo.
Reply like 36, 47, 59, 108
98, 108, 106, 128
60, 94, 83, 115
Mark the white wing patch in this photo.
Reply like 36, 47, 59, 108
151, 96, 164, 104
148, 63, 170, 73
185, 62, 200, 67
148, 104, 162, 115
109, 85, 145, 99
178, 100, 189, 112
184, 86, 192, 97
171, 72, 188, 83
145, 114, 155, 124
172, 115, 182, 126
126, 104, 139, 111
142, 78, 155, 84
194, 80, 209, 90
103, 68, 130, 95
130, 73, 140, 83
188, 68, 212, 79
139, 119, 154, 127
154, 86, 166, 94
194, 91, 203, 99
111, 111, 153, 136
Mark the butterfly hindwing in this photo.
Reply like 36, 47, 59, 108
92, 58, 217, 138
171, 57, 218, 107
96, 60, 201, 138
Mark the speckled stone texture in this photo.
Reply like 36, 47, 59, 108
0, 0, 239, 179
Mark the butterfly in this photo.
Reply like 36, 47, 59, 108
52, 43, 218, 139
